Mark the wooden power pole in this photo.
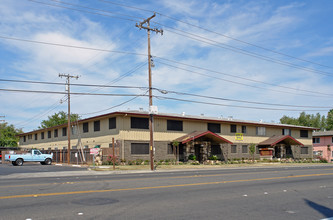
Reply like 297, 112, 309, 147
59, 74, 79, 164
136, 14, 163, 171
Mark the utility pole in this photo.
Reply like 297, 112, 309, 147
136, 14, 163, 171
59, 74, 79, 164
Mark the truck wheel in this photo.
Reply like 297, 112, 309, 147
45, 158, 52, 165
16, 159, 23, 166
12, 161, 17, 166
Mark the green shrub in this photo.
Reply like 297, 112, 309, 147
208, 155, 218, 161
319, 157, 328, 163
188, 154, 196, 160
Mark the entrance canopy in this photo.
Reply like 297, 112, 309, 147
174, 131, 233, 144
258, 135, 304, 147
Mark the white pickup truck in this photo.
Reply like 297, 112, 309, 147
5, 149, 53, 166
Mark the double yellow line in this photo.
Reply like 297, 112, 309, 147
1, 172, 332, 200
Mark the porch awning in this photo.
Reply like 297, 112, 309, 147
258, 135, 304, 147
174, 131, 233, 144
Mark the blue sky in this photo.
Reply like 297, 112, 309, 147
1, 0, 333, 132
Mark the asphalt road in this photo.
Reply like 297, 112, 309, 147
0, 165, 333, 220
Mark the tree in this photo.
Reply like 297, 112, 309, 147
249, 143, 256, 162
326, 109, 333, 131
39, 111, 80, 129
279, 111, 329, 131
0, 123, 22, 147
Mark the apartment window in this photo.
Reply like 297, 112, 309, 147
131, 143, 149, 154
94, 120, 100, 132
231, 145, 237, 153
256, 127, 266, 136
208, 123, 221, 133
242, 145, 248, 153
28, 134, 32, 140
23, 136, 26, 142
54, 129, 58, 138
62, 127, 67, 136
211, 145, 221, 155
300, 130, 308, 138
83, 122, 89, 133
34, 134, 38, 140
282, 129, 291, 136
72, 126, 76, 135
109, 117, 116, 129
313, 151, 322, 156
230, 124, 237, 133
48, 131, 51, 138
167, 144, 174, 154
167, 120, 183, 131
301, 147, 309, 154
131, 117, 149, 129
242, 125, 247, 134
313, 138, 320, 144
41, 132, 44, 140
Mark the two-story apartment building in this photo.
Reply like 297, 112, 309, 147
312, 131, 333, 162
18, 110, 315, 162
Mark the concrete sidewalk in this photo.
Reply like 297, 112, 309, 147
1, 163, 332, 179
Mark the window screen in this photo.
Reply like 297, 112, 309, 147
131, 143, 149, 154
208, 123, 221, 133
230, 124, 237, 133
62, 127, 67, 136
301, 147, 308, 154
94, 120, 100, 132
242, 145, 248, 153
231, 145, 237, 153
300, 130, 308, 138
83, 122, 89, 133
109, 117, 116, 129
167, 120, 183, 131
256, 127, 266, 136
131, 117, 149, 129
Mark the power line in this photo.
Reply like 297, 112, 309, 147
0, 78, 147, 89
0, 35, 146, 57
154, 96, 330, 112
31, 0, 333, 76
79, 90, 149, 116
28, 0, 139, 22
1, 87, 331, 111
0, 88, 149, 97
152, 88, 333, 109
100, 0, 333, 70
161, 27, 333, 77
2, 35, 332, 98
154, 60, 333, 98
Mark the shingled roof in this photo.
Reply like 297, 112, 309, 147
174, 131, 233, 144
258, 135, 304, 146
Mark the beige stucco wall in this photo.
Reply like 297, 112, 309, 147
19, 115, 313, 155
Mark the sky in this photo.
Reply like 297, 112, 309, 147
1, 0, 333, 132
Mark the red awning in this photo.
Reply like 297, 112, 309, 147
258, 135, 304, 146
174, 131, 233, 144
